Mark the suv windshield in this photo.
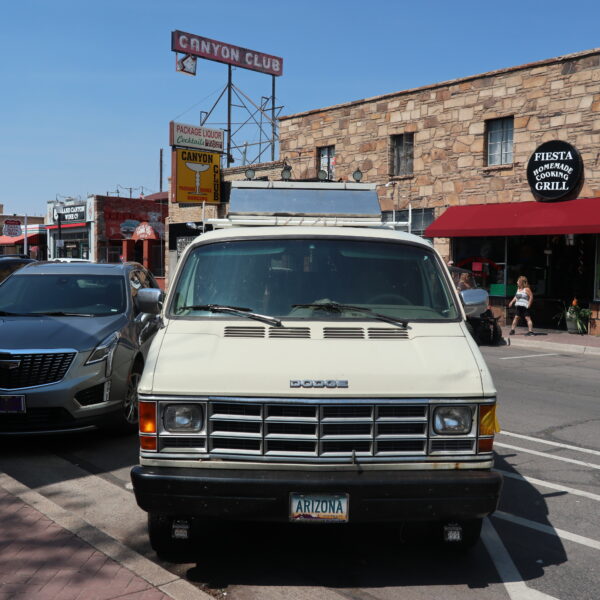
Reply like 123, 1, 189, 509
171, 238, 459, 321
0, 274, 126, 316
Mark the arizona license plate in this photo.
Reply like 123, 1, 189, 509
0, 395, 26, 413
289, 493, 349, 523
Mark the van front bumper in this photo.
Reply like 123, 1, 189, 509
131, 465, 502, 523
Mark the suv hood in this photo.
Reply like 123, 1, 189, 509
141, 320, 494, 397
0, 314, 126, 352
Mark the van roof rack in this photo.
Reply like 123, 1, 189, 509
210, 181, 411, 230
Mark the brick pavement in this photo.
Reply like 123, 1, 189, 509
0, 488, 171, 600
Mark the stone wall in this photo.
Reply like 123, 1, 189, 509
279, 48, 600, 221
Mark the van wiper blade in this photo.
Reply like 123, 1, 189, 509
179, 304, 283, 327
292, 302, 408, 328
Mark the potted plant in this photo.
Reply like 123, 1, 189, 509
555, 298, 592, 334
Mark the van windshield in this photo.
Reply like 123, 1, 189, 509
170, 238, 460, 321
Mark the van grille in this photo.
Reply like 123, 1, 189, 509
201, 400, 433, 458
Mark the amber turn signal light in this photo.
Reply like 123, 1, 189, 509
479, 404, 499, 436
139, 401, 157, 434
140, 436, 157, 451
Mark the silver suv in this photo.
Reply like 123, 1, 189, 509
0, 262, 161, 434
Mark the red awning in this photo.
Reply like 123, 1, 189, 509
45, 223, 84, 230
0, 233, 42, 245
424, 197, 600, 238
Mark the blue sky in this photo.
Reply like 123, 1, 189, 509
2, 0, 600, 216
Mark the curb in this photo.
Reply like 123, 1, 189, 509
0, 472, 212, 600
504, 337, 600, 356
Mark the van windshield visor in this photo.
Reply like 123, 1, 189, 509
170, 238, 460, 322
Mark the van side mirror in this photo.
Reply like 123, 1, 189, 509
460, 288, 489, 318
137, 288, 164, 315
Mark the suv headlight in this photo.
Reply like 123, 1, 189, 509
163, 404, 203, 432
433, 406, 473, 435
86, 332, 120, 376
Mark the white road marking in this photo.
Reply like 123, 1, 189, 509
482, 518, 559, 600
497, 469, 600, 502
494, 511, 600, 551
499, 431, 600, 457
499, 353, 559, 360
495, 442, 600, 470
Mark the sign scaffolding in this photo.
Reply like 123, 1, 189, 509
171, 30, 284, 168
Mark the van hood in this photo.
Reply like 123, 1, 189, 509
141, 320, 494, 398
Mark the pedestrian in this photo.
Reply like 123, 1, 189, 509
458, 272, 472, 291
508, 275, 534, 336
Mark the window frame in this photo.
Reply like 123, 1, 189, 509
317, 145, 336, 180
391, 133, 414, 177
486, 117, 514, 166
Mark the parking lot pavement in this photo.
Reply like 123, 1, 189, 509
499, 326, 600, 355
0, 474, 211, 600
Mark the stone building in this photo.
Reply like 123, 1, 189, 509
277, 48, 600, 331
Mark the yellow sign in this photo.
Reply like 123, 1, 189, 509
173, 149, 220, 204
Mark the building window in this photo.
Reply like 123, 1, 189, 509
382, 207, 434, 236
486, 117, 513, 166
318, 146, 335, 180
391, 134, 414, 177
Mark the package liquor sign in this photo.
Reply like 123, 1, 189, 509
527, 140, 583, 201
171, 31, 283, 77
170, 122, 224, 153
172, 148, 220, 204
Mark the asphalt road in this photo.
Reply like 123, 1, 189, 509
0, 344, 598, 600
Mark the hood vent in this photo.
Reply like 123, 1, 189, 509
323, 327, 365, 339
223, 326, 408, 339
224, 326, 265, 338
368, 327, 409, 340
269, 327, 311, 339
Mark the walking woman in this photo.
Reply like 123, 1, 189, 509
508, 275, 534, 336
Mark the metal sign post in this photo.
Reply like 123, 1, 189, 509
171, 31, 284, 169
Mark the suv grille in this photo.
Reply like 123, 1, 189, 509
0, 352, 76, 389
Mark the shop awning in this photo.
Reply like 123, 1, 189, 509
424, 197, 600, 237
0, 233, 42, 245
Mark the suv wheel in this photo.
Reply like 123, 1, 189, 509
123, 367, 142, 426
106, 364, 142, 433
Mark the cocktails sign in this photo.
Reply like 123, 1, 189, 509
172, 31, 283, 77
527, 140, 583, 201
169, 122, 224, 152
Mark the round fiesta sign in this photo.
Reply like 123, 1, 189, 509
526, 140, 583, 201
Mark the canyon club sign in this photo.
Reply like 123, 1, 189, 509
526, 140, 583, 201
172, 31, 283, 77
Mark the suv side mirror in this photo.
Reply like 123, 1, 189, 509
137, 288, 164, 315
460, 288, 489, 318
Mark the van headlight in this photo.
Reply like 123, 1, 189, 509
433, 406, 472, 435
163, 404, 203, 432
86, 332, 120, 376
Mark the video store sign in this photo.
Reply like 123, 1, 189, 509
53, 204, 87, 223
527, 140, 583, 201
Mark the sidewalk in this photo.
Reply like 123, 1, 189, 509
0, 473, 210, 600
499, 326, 600, 355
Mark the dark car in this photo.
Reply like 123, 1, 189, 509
0, 262, 162, 434
0, 255, 37, 284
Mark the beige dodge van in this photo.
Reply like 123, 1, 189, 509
131, 182, 501, 555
